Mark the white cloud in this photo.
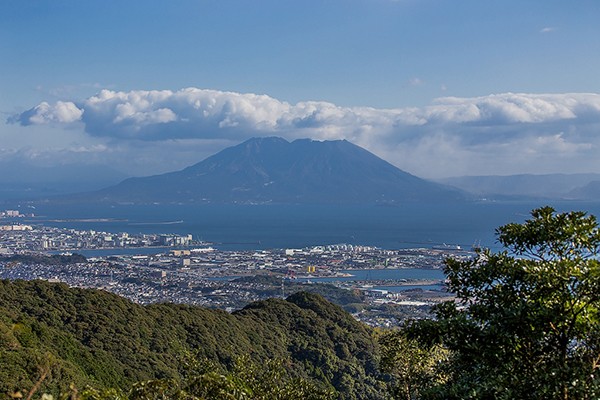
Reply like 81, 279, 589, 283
540, 27, 556, 33
530, 133, 592, 154
425, 93, 585, 124
12, 89, 600, 136
7, 88, 600, 178
10, 101, 83, 125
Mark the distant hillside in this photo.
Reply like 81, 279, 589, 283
438, 173, 600, 200
0, 279, 386, 398
568, 180, 600, 200
0, 161, 128, 201
66, 137, 466, 205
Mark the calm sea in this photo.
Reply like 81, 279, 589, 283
19, 201, 600, 252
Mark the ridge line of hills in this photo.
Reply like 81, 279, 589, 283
437, 173, 600, 200
1, 137, 598, 203
0, 279, 387, 398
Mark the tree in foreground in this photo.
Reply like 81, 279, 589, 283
378, 329, 449, 400
35, 354, 335, 400
413, 207, 600, 399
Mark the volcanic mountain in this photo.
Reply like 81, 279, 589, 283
86, 137, 466, 204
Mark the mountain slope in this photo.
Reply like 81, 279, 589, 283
438, 173, 600, 200
568, 180, 600, 200
0, 161, 128, 201
84, 137, 466, 204
0, 279, 386, 398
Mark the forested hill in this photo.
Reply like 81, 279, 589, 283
0, 279, 387, 399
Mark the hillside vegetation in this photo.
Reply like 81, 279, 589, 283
0, 280, 387, 399
4, 207, 599, 399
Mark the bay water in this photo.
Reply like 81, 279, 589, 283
17, 200, 600, 290
22, 201, 600, 252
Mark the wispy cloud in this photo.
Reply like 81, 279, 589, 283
540, 27, 556, 33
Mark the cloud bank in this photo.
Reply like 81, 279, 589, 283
8, 88, 600, 178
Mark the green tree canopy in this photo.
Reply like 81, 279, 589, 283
416, 207, 600, 399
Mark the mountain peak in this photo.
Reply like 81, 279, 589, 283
243, 136, 290, 146
86, 137, 467, 204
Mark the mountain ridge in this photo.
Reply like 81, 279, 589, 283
437, 173, 600, 200
68, 137, 467, 204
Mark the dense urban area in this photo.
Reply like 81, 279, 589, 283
0, 209, 461, 326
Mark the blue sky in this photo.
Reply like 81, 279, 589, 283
2, 0, 600, 180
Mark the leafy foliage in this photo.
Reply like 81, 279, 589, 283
413, 207, 600, 399
0, 280, 386, 399
59, 354, 335, 400
232, 276, 365, 311
378, 330, 449, 400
